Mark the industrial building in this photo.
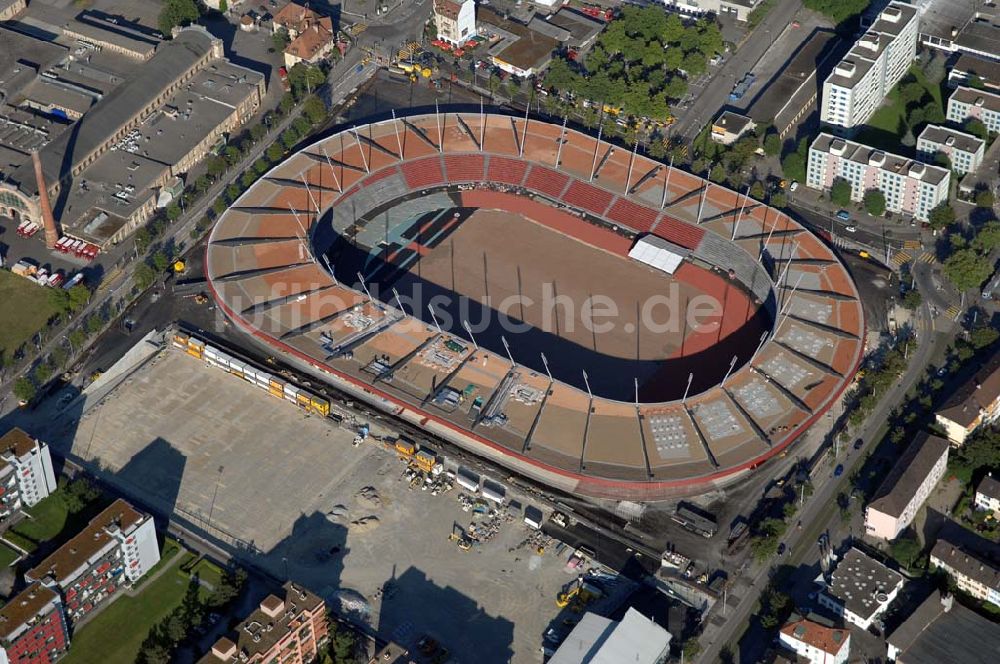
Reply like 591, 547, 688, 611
934, 349, 1000, 445
930, 536, 1000, 609
0, 25, 263, 248
746, 29, 841, 140
434, 0, 476, 47
547, 607, 671, 664
199, 582, 328, 664
864, 434, 949, 540
817, 548, 904, 630
778, 617, 850, 664
917, 0, 1000, 62
26, 498, 160, 625
0, 428, 58, 524
0, 582, 70, 664
947, 86, 1000, 135
887, 591, 1000, 664
820, 1, 918, 134
806, 133, 950, 221
916, 125, 986, 174
947, 53, 1000, 93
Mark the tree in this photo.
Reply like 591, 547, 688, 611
899, 81, 925, 106
241, 171, 257, 189
286, 64, 326, 98
682, 638, 702, 659
970, 326, 1000, 350
281, 128, 299, 150
250, 123, 267, 143
134, 263, 157, 290
963, 117, 989, 142
770, 191, 787, 208
864, 189, 886, 216
750, 181, 766, 201
973, 220, 1000, 253
266, 142, 286, 163
272, 28, 291, 53
223, 145, 241, 166
166, 203, 182, 222
218, 0, 228, 11
830, 177, 853, 207
253, 158, 269, 175
13, 376, 36, 404
158, 0, 200, 36
709, 163, 727, 183
890, 534, 922, 569
763, 132, 781, 157
901, 288, 922, 310
927, 202, 955, 231
975, 189, 995, 209
803, 0, 871, 24
279, 91, 296, 115
292, 116, 312, 137
302, 96, 327, 125
943, 248, 992, 291
780, 145, 807, 183
206, 155, 228, 179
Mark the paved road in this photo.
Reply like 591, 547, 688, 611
672, 0, 804, 141
696, 303, 945, 663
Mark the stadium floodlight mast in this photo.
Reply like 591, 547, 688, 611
775, 273, 806, 336
749, 330, 769, 365
554, 115, 568, 167
696, 183, 708, 223
682, 372, 694, 404
519, 97, 530, 158
356, 271, 375, 303
732, 185, 750, 241
582, 369, 593, 400
760, 211, 781, 261
721, 355, 738, 385
624, 138, 639, 194
392, 287, 406, 315
435, 101, 443, 152
321, 254, 339, 286
589, 122, 603, 182
540, 352, 553, 383
427, 303, 443, 334
288, 205, 311, 249
390, 109, 404, 159
634, 377, 639, 407
350, 128, 370, 173
319, 146, 343, 193
660, 156, 674, 209
301, 175, 319, 215
501, 335, 515, 366
462, 319, 479, 350
479, 98, 486, 151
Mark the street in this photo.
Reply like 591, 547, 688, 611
697, 304, 947, 663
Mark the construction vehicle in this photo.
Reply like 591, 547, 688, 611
556, 578, 602, 611
395, 437, 416, 459
448, 523, 473, 551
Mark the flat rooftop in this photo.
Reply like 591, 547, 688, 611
888, 591, 1000, 664
748, 29, 839, 126
811, 133, 951, 186
825, 548, 903, 621
918, 125, 985, 154
950, 86, 1000, 114
479, 7, 559, 72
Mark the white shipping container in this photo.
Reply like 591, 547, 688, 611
243, 367, 257, 382
481, 485, 504, 504
456, 472, 479, 492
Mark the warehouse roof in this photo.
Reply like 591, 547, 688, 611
14, 26, 215, 194
544, 9, 604, 49
867, 434, 949, 518
887, 591, 1000, 664
62, 13, 159, 59
748, 29, 839, 129
548, 608, 671, 664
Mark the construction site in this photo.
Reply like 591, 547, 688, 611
39, 338, 627, 662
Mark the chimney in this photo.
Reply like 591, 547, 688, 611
31, 151, 60, 250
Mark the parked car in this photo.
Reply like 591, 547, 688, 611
836, 210, 851, 221
834, 464, 844, 477
845, 225, 857, 232
853, 438, 864, 450
789, 180, 799, 192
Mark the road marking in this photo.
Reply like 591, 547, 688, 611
946, 304, 961, 319
903, 240, 921, 249
890, 251, 911, 267
918, 251, 937, 264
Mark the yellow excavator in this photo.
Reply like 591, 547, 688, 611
556, 578, 602, 611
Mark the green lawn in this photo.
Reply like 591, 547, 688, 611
190, 557, 224, 589
2, 531, 37, 554
857, 66, 945, 152
0, 269, 59, 360
12, 492, 70, 543
0, 542, 21, 568
62, 550, 200, 664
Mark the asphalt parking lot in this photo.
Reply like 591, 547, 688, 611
45, 347, 579, 663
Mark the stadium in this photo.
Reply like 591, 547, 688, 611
205, 112, 864, 500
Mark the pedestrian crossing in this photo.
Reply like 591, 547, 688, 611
917, 251, 937, 265
946, 304, 961, 319
890, 251, 911, 267
903, 240, 921, 250
889, 250, 936, 267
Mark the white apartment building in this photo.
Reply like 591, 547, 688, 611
0, 428, 58, 522
27, 499, 161, 625
916, 125, 986, 174
779, 618, 850, 664
807, 133, 950, 221
820, 1, 919, 133
434, 0, 476, 46
975, 474, 1000, 514
818, 548, 904, 630
947, 86, 1000, 134
864, 435, 950, 540
930, 537, 1000, 609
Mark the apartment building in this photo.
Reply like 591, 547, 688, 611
930, 537, 1000, 608
864, 435, 950, 540
434, 0, 476, 46
916, 124, 986, 174
0, 428, 58, 523
199, 582, 328, 664
778, 618, 850, 664
272, 2, 334, 68
975, 473, 1000, 514
947, 86, 1000, 134
818, 548, 904, 629
26, 499, 160, 625
820, 1, 918, 134
0, 583, 70, 664
807, 133, 950, 221
935, 350, 1000, 445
